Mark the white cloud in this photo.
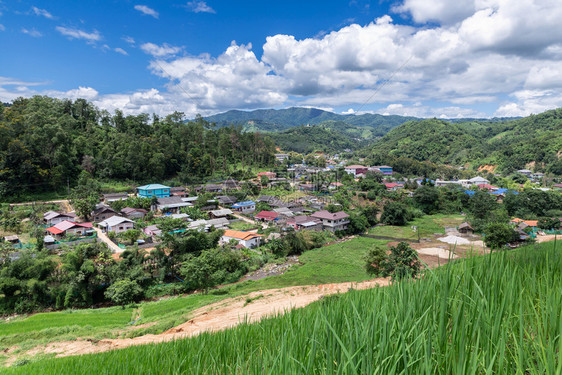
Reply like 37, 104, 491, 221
134, 5, 159, 19
393, 0, 475, 24
21, 28, 43, 37
122, 36, 135, 45
56, 26, 101, 42
0, 24, 5, 32
114, 47, 128, 55
140, 42, 183, 57
186, 1, 216, 13
376, 103, 487, 118
31, 6, 54, 19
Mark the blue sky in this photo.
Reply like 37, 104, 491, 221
2, 0, 562, 118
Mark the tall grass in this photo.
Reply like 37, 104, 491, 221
6, 242, 562, 374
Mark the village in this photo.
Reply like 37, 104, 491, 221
2, 155, 561, 259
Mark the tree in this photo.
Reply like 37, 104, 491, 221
104, 279, 143, 306
121, 229, 141, 245
364, 245, 388, 275
413, 185, 440, 214
538, 217, 561, 230
484, 223, 518, 250
381, 201, 410, 226
385, 242, 422, 281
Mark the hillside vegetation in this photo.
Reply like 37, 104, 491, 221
368, 109, 562, 174
7, 242, 561, 374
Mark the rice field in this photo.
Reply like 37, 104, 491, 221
6, 241, 561, 374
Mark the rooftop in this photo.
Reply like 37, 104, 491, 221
137, 184, 170, 190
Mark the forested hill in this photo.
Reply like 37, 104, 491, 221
366, 109, 562, 175
203, 107, 419, 132
0, 96, 276, 199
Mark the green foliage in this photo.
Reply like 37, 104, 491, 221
385, 242, 422, 281
180, 248, 248, 292
367, 109, 562, 175
484, 222, 519, 250
363, 245, 388, 275
413, 185, 440, 214
380, 201, 411, 226
537, 217, 561, 230
0, 96, 275, 200
14, 241, 561, 374
104, 279, 143, 306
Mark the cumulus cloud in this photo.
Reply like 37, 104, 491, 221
140, 42, 183, 57
149, 42, 287, 110
21, 28, 42, 37
31, 6, 54, 19
134, 5, 159, 18
56, 26, 101, 42
186, 1, 216, 13
376, 103, 487, 118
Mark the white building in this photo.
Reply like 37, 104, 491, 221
98, 216, 134, 234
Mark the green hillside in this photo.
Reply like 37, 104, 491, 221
269, 125, 359, 154
8, 242, 561, 374
368, 109, 562, 174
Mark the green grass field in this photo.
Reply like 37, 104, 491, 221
368, 214, 464, 239
6, 241, 560, 374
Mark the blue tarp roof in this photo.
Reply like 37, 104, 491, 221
465, 190, 476, 196
232, 201, 256, 207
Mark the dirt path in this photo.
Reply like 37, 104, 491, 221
10, 278, 389, 363
223, 205, 268, 229
93, 227, 123, 253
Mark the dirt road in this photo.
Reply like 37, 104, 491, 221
93, 227, 123, 253
12, 278, 389, 363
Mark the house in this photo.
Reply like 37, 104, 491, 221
188, 218, 230, 231
465, 176, 490, 187
221, 230, 264, 248
91, 205, 118, 222
258, 172, 276, 180
458, 222, 474, 234
435, 180, 462, 187
275, 153, 289, 162
329, 182, 344, 190
384, 182, 402, 191
553, 183, 562, 190
170, 186, 188, 197
287, 215, 323, 231
477, 184, 498, 191
231, 201, 256, 214
516, 169, 533, 176
370, 166, 393, 175
216, 195, 238, 205
3, 235, 20, 244
156, 196, 193, 213
254, 211, 279, 222
120, 207, 148, 219
103, 193, 128, 203
98, 216, 134, 234
299, 183, 317, 192
204, 184, 223, 193
137, 184, 170, 198
170, 213, 190, 221
311, 210, 350, 232
144, 225, 162, 237
222, 179, 240, 190
510, 218, 538, 229
209, 208, 233, 219
46, 221, 93, 239
273, 207, 294, 218
344, 165, 368, 177
43, 211, 77, 226
531, 172, 545, 180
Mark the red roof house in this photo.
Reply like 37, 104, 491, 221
254, 211, 279, 221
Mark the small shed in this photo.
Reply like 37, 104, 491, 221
458, 222, 474, 234
4, 235, 20, 244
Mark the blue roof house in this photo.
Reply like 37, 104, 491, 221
137, 184, 171, 198
231, 201, 256, 213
